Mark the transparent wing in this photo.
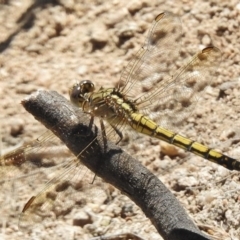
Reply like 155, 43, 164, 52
118, 12, 221, 131
0, 130, 97, 230
18, 157, 85, 230
137, 47, 221, 130
119, 12, 182, 100
0, 130, 70, 182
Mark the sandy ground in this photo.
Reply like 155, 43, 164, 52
0, 0, 240, 240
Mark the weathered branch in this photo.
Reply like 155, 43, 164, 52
22, 90, 211, 240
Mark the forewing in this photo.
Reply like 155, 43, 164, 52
119, 12, 182, 98
0, 130, 85, 229
0, 130, 70, 182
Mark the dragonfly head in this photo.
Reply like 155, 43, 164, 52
69, 80, 95, 107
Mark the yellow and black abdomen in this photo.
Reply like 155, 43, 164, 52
130, 113, 240, 171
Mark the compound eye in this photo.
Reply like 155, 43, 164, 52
79, 80, 95, 94
69, 80, 95, 107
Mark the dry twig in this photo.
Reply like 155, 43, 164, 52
22, 90, 211, 240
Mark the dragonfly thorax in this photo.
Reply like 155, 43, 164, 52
69, 79, 138, 122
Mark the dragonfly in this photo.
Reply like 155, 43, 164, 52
69, 13, 239, 172
1, 11, 239, 230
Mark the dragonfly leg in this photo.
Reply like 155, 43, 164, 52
90, 119, 108, 184
87, 115, 95, 136
110, 123, 123, 145
100, 119, 108, 152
